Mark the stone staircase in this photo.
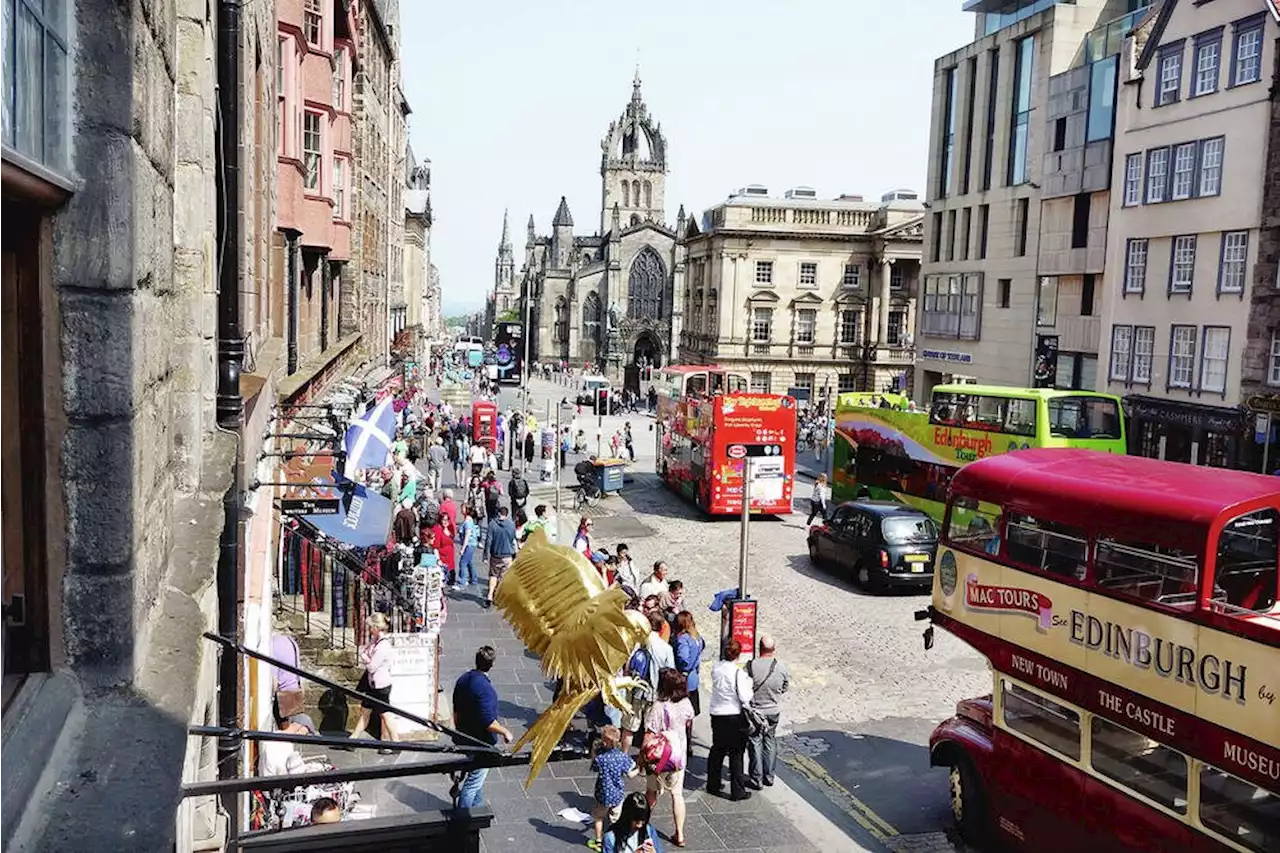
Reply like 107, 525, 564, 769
274, 602, 364, 735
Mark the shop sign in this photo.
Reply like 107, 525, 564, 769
1123, 396, 1245, 434
1033, 336, 1058, 389
921, 349, 973, 365
1245, 394, 1280, 415
280, 497, 339, 516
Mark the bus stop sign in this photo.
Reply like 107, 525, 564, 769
742, 444, 784, 457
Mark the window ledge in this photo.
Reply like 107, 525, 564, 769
1, 148, 78, 205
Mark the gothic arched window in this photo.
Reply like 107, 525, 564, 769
644, 181, 652, 209
622, 182, 630, 208
554, 297, 568, 342
582, 291, 601, 343
632, 180, 641, 207
627, 247, 666, 321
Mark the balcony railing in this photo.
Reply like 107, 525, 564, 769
749, 342, 772, 356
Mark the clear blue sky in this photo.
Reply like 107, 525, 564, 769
398, 1, 975, 317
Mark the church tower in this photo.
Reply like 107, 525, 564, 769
494, 209, 515, 313
600, 70, 667, 234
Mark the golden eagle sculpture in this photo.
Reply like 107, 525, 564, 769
492, 528, 650, 785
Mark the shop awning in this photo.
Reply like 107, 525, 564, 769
297, 478, 394, 552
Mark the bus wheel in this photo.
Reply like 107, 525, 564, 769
949, 757, 987, 844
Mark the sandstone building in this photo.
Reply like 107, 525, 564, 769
518, 75, 685, 383
679, 188, 924, 401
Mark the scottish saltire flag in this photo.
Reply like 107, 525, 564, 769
343, 396, 396, 478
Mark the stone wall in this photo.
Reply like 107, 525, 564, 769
1241, 52, 1280, 392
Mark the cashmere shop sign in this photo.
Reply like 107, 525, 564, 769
387, 632, 439, 735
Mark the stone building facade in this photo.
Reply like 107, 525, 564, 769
1, 0, 278, 850
389, 87, 410, 343
346, 0, 400, 365
404, 145, 435, 337
915, 0, 1146, 396
679, 188, 924, 401
519, 76, 684, 382
1098, 0, 1279, 469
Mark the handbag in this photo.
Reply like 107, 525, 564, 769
736, 670, 768, 737
275, 689, 305, 720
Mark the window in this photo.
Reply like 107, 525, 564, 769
793, 372, 815, 391
1270, 333, 1280, 386
1124, 239, 1148, 295
998, 278, 1011, 308
842, 263, 860, 287
333, 46, 346, 110
553, 298, 568, 343
1006, 513, 1088, 579
1213, 508, 1279, 616
838, 374, 857, 393
1123, 154, 1143, 206
1095, 537, 1198, 607
1146, 148, 1169, 203
1081, 274, 1095, 316
945, 210, 957, 261
2, 0, 71, 174
1198, 137, 1224, 196
1036, 277, 1058, 327
939, 67, 957, 198
960, 207, 972, 261
887, 310, 905, 346
627, 247, 665, 320
1170, 235, 1196, 295
1199, 326, 1229, 394
582, 291, 602, 342
1132, 326, 1155, 384
1231, 21, 1263, 86
978, 204, 990, 259
799, 262, 818, 287
795, 308, 816, 344
1002, 680, 1081, 761
931, 212, 943, 262
1170, 142, 1196, 200
1014, 197, 1030, 257
1071, 193, 1090, 249
1052, 117, 1067, 152
1156, 47, 1182, 106
1004, 398, 1038, 437
962, 57, 977, 194
303, 111, 322, 191
1086, 55, 1118, 143
1008, 36, 1035, 185
755, 260, 773, 285
1219, 231, 1248, 295
1109, 325, 1132, 381
943, 495, 1003, 554
1193, 37, 1220, 96
332, 157, 345, 219
891, 266, 904, 290
1047, 395, 1121, 439
1091, 717, 1188, 812
751, 307, 772, 342
304, 0, 323, 45
1169, 325, 1197, 388
839, 309, 860, 344
959, 274, 982, 339
749, 372, 771, 394
983, 48, 999, 191
1200, 766, 1278, 853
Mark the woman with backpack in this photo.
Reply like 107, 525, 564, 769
642, 668, 694, 848
671, 611, 705, 764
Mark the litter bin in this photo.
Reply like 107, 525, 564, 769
594, 459, 627, 494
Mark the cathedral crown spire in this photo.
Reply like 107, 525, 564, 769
499, 208, 511, 249
631, 66, 642, 109
552, 196, 574, 228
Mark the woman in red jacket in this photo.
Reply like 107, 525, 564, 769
431, 512, 457, 585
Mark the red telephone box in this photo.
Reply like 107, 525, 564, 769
471, 400, 497, 452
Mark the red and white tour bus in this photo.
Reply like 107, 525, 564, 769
925, 449, 1278, 853
654, 365, 797, 516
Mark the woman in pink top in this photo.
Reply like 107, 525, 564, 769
349, 613, 398, 751
643, 668, 696, 847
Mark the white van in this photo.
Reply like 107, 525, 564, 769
576, 375, 611, 406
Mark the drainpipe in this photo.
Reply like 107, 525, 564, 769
286, 232, 299, 374
215, 0, 245, 847
320, 256, 331, 352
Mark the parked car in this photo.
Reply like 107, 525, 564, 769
807, 501, 939, 592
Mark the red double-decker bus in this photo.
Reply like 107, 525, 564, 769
654, 366, 797, 515
924, 449, 1278, 853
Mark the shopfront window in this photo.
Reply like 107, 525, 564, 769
2, 0, 71, 177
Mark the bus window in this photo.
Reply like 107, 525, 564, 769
1005, 513, 1088, 581
963, 395, 1005, 432
1002, 397, 1037, 438
1094, 539, 1199, 610
726, 374, 748, 393
1047, 396, 1122, 440
1089, 716, 1188, 814
945, 496, 1003, 556
929, 392, 961, 426
1001, 679, 1081, 761
1212, 508, 1279, 615
687, 374, 708, 397
1198, 765, 1280, 853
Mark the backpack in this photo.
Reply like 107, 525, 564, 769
627, 646, 650, 681
485, 481, 502, 505
419, 499, 440, 529
510, 477, 529, 500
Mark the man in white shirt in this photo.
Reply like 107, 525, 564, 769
468, 441, 487, 476
637, 561, 669, 601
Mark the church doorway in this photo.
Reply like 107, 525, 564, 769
625, 333, 662, 395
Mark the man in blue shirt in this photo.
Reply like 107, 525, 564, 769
452, 646, 512, 809
485, 506, 519, 609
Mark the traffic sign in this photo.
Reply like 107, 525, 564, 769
727, 444, 747, 459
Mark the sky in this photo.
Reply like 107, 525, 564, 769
398, 1, 976, 317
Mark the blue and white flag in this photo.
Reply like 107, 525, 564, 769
343, 396, 396, 478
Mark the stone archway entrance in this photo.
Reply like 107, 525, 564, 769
624, 332, 663, 395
